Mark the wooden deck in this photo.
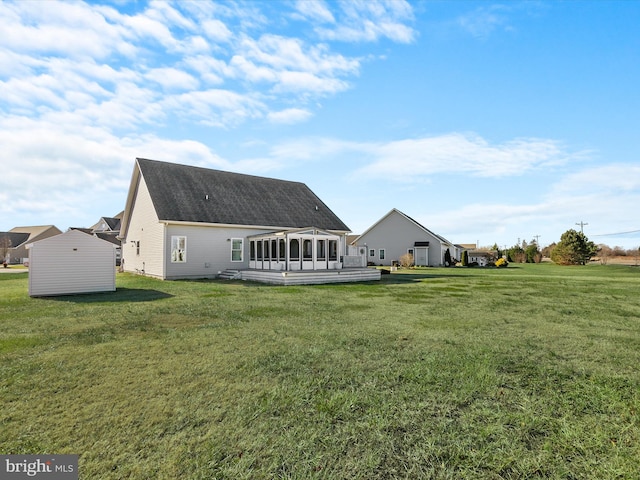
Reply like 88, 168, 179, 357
221, 268, 381, 285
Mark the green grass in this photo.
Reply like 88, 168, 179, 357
1, 264, 639, 479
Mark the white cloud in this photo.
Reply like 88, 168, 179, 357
145, 67, 200, 91
315, 0, 416, 43
161, 89, 265, 127
201, 18, 233, 42
356, 133, 583, 181
267, 108, 312, 124
262, 133, 584, 181
294, 0, 335, 24
0, 115, 230, 226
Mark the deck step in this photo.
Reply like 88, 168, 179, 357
218, 269, 241, 280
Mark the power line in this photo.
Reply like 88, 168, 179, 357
592, 229, 640, 237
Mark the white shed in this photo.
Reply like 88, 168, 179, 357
27, 230, 116, 297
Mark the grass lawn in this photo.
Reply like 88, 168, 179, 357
1, 264, 639, 479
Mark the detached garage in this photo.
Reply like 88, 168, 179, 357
28, 229, 116, 297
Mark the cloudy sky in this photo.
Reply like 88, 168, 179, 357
2, 0, 639, 249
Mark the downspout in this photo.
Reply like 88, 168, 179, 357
162, 222, 167, 279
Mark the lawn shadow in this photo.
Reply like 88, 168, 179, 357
44, 288, 174, 303
382, 271, 475, 284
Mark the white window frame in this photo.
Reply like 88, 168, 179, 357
231, 238, 243, 262
379, 249, 386, 260
171, 236, 187, 263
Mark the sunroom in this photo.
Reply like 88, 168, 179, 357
248, 227, 342, 271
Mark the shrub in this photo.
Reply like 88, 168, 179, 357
399, 253, 414, 268
495, 258, 508, 268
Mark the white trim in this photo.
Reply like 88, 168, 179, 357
231, 237, 243, 262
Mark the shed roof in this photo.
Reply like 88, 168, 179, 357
133, 158, 350, 232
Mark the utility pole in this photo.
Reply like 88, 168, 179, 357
533, 235, 540, 245
576, 221, 588, 233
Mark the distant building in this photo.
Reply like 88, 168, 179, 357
0, 225, 62, 265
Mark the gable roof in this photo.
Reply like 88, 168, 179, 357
27, 228, 117, 250
0, 232, 30, 248
9, 225, 61, 239
123, 158, 350, 234
356, 208, 453, 246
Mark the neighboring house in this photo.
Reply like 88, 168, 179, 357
27, 229, 116, 297
353, 208, 455, 267
119, 158, 372, 282
72, 212, 123, 265
467, 250, 498, 267
0, 225, 62, 264
90, 213, 122, 234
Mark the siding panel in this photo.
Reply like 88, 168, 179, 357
28, 230, 116, 296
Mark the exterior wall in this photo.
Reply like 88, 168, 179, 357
163, 224, 277, 279
28, 230, 115, 297
121, 177, 165, 278
356, 211, 447, 267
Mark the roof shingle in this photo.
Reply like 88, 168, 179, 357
137, 158, 350, 232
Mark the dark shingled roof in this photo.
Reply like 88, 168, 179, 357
102, 217, 121, 231
137, 158, 350, 232
0, 232, 30, 248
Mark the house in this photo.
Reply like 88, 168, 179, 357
71, 212, 123, 265
27, 229, 116, 297
467, 250, 498, 267
0, 225, 62, 265
352, 208, 455, 267
119, 158, 378, 283
90, 213, 122, 234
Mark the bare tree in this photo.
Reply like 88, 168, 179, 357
0, 236, 10, 267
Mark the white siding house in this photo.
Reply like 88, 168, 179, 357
119, 158, 365, 282
353, 209, 455, 267
28, 229, 116, 297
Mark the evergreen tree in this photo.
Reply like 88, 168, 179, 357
551, 229, 598, 265
444, 248, 452, 266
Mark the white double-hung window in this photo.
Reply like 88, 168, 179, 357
231, 238, 243, 262
171, 236, 187, 263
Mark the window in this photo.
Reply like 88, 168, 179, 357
290, 239, 300, 261
250, 241, 256, 261
171, 236, 186, 263
263, 240, 270, 260
279, 239, 286, 261
317, 240, 326, 260
329, 240, 338, 261
271, 240, 277, 260
231, 238, 243, 262
369, 249, 375, 257
379, 249, 385, 260
136, 241, 140, 256
303, 239, 313, 260
408, 248, 414, 256
257, 241, 263, 260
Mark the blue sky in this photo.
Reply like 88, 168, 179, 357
1, 0, 639, 249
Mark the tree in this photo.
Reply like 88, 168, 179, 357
551, 229, 598, 265
525, 242, 542, 263
0, 236, 10, 267
461, 250, 469, 266
444, 248, 452, 267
